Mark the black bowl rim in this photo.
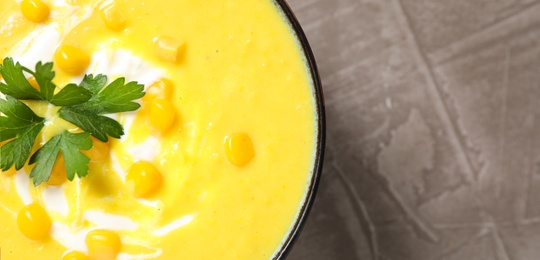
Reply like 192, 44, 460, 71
272, 0, 326, 259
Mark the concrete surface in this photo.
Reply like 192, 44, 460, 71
285, 0, 540, 259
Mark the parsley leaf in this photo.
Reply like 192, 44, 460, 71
0, 124, 44, 171
74, 76, 145, 114
83, 77, 144, 113
29, 61, 56, 100
59, 75, 145, 142
0, 96, 45, 170
50, 83, 92, 106
58, 106, 124, 142
0, 58, 42, 100
29, 131, 92, 186
0, 57, 92, 105
0, 95, 44, 142
79, 74, 107, 95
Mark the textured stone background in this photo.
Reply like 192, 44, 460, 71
285, 0, 540, 259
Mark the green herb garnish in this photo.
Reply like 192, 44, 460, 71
0, 57, 145, 186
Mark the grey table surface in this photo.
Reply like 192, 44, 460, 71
285, 0, 540, 259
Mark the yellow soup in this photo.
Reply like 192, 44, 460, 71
0, 0, 317, 259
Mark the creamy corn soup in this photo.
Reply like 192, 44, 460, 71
0, 0, 317, 259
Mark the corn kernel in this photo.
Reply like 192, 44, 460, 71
21, 0, 50, 23
153, 36, 186, 63
1, 167, 17, 176
142, 78, 174, 103
86, 229, 121, 260
83, 137, 110, 162
149, 99, 176, 134
46, 153, 67, 186
27, 76, 40, 90
126, 161, 163, 197
55, 45, 91, 75
225, 133, 255, 167
100, 4, 127, 31
17, 203, 52, 240
62, 251, 89, 260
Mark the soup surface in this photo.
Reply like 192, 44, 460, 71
0, 0, 316, 259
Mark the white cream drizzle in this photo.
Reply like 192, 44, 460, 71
14, 171, 32, 205
126, 136, 161, 161
83, 210, 138, 231
42, 185, 69, 216
151, 214, 196, 237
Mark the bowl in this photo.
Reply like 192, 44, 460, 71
271, 1, 326, 259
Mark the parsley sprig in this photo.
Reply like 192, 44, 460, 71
0, 58, 145, 186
